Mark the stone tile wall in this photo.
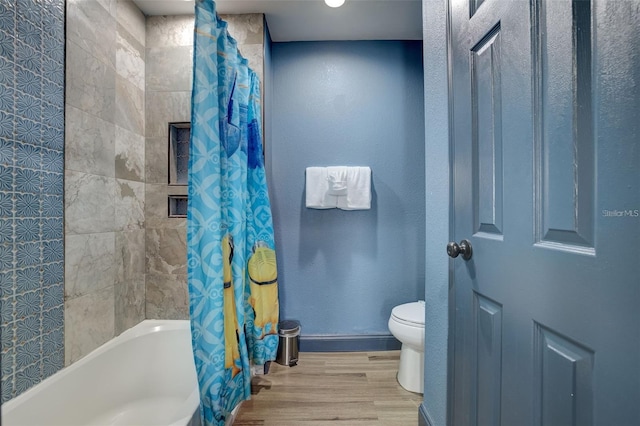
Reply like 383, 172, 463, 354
0, 0, 66, 403
222, 14, 265, 87
64, 0, 146, 365
144, 14, 264, 319
1, 0, 265, 403
144, 15, 192, 320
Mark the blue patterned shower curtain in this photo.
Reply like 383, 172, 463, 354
187, 1, 279, 424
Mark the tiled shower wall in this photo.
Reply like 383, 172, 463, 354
144, 14, 264, 319
1, 3, 264, 403
144, 15, 192, 320
0, 0, 66, 403
64, 0, 146, 365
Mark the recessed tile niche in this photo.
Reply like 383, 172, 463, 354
168, 195, 188, 218
169, 122, 190, 186
168, 122, 190, 218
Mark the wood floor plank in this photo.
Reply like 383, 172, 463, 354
234, 351, 422, 425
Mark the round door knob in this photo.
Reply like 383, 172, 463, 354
447, 239, 473, 260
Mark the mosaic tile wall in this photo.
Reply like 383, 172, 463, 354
0, 0, 66, 403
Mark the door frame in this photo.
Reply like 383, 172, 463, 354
446, 0, 457, 423
419, 0, 456, 425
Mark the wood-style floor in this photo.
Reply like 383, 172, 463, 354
234, 351, 422, 425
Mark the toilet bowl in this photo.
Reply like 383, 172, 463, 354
388, 300, 425, 394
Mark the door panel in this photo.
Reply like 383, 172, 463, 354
471, 24, 503, 238
473, 292, 502, 426
533, 324, 594, 426
450, 0, 640, 425
533, 0, 595, 250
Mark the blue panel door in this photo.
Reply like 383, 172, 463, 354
448, 0, 640, 424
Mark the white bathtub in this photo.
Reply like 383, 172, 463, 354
1, 320, 200, 426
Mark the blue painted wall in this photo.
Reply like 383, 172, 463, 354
269, 41, 425, 336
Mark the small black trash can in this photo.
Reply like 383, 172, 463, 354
276, 320, 300, 366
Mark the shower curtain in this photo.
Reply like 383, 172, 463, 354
187, 1, 279, 424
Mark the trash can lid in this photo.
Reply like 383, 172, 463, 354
279, 320, 300, 335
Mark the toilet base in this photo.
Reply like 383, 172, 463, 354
397, 344, 424, 394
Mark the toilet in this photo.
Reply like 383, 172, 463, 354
388, 300, 425, 394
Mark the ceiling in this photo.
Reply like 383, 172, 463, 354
132, 0, 423, 42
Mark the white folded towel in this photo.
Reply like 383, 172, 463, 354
305, 167, 334, 209
326, 166, 348, 196
338, 166, 371, 210
306, 166, 371, 210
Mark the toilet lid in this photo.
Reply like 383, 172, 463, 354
391, 301, 425, 326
